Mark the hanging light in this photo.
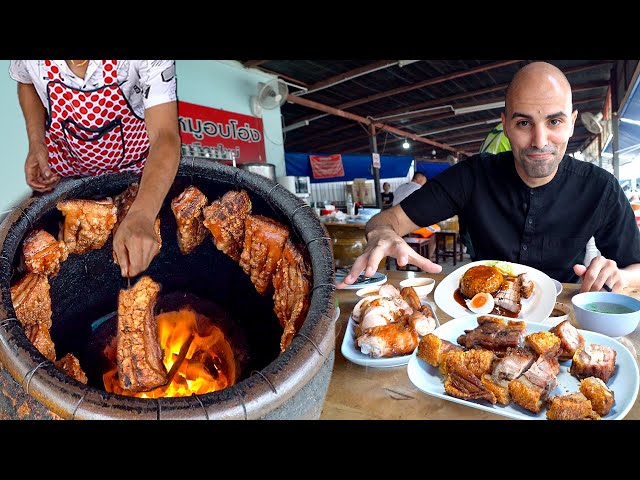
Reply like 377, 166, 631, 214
402, 139, 410, 149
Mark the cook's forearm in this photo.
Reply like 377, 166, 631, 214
17, 83, 46, 146
132, 130, 181, 221
365, 205, 418, 239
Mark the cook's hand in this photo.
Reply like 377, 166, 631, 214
24, 143, 60, 192
112, 210, 161, 278
336, 230, 442, 288
573, 256, 626, 292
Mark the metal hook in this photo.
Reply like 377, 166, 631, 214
311, 283, 336, 293
23, 360, 52, 395
0, 318, 20, 330
291, 203, 312, 220
192, 393, 209, 420
234, 388, 248, 420
251, 370, 277, 394
156, 398, 162, 420
306, 236, 332, 248
296, 332, 324, 357
71, 392, 88, 420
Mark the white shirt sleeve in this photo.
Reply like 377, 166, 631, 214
137, 60, 177, 109
8, 60, 34, 84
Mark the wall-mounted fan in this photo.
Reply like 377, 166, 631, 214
581, 112, 604, 134
250, 78, 289, 117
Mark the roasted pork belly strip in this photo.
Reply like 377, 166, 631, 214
203, 189, 252, 262
549, 320, 585, 360
116, 276, 168, 392
490, 346, 536, 384
493, 277, 522, 314
546, 392, 600, 420
171, 185, 209, 254
570, 344, 617, 384
22, 229, 68, 277
55, 352, 88, 384
10, 272, 56, 361
456, 316, 526, 354
417, 333, 464, 369
273, 239, 312, 352
442, 350, 497, 403
579, 376, 614, 416
518, 272, 534, 299
57, 198, 118, 255
239, 214, 289, 295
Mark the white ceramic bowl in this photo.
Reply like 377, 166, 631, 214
571, 291, 640, 337
398, 277, 436, 299
355, 285, 383, 299
540, 301, 571, 327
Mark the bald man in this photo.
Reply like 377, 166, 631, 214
338, 61, 640, 292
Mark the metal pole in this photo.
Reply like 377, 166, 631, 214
369, 123, 382, 208
611, 65, 620, 179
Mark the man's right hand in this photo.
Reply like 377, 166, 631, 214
25, 143, 60, 192
336, 229, 442, 288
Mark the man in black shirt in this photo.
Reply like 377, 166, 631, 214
337, 61, 640, 291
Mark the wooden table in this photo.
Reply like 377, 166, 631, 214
321, 270, 640, 420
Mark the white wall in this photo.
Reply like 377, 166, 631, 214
0, 60, 286, 217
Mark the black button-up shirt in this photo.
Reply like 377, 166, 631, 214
400, 152, 640, 283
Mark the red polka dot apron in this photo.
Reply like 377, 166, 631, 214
44, 60, 149, 176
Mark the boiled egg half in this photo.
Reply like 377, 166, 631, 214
466, 292, 495, 315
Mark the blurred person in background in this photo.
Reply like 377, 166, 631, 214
9, 60, 181, 278
338, 61, 640, 292
381, 182, 394, 209
392, 172, 426, 206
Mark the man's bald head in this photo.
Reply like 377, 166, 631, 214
505, 61, 573, 114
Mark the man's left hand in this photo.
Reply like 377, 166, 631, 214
112, 210, 161, 278
573, 256, 626, 292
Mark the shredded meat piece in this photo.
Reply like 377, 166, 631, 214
55, 352, 88, 384
239, 214, 289, 295
10, 272, 56, 361
22, 229, 68, 277
272, 239, 312, 352
116, 276, 168, 392
203, 190, 252, 262
57, 198, 118, 255
171, 185, 209, 254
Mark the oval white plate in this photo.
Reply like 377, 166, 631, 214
407, 314, 639, 420
433, 260, 556, 323
341, 302, 439, 368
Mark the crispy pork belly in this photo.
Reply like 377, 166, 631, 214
442, 349, 497, 403
483, 347, 537, 406
579, 376, 615, 416
570, 344, 617, 384
525, 331, 561, 358
203, 189, 252, 262
272, 239, 312, 352
549, 320, 585, 360
546, 392, 600, 420
417, 333, 464, 369
116, 276, 168, 392
10, 273, 56, 361
22, 229, 68, 277
57, 198, 118, 255
112, 183, 162, 263
171, 185, 209, 254
55, 352, 88, 384
493, 277, 522, 315
457, 316, 526, 355
518, 272, 534, 299
239, 214, 289, 295
356, 321, 419, 358
509, 356, 560, 413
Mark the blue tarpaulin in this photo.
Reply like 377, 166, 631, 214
285, 152, 414, 183
415, 161, 451, 180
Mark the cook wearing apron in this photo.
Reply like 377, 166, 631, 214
44, 59, 150, 176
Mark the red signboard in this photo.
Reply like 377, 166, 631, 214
309, 154, 345, 179
178, 101, 267, 164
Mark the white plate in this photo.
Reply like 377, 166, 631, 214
552, 279, 563, 297
407, 315, 640, 420
334, 271, 387, 290
433, 260, 556, 323
341, 302, 439, 368
333, 306, 341, 322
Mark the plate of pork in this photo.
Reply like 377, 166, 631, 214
341, 284, 439, 367
433, 260, 556, 323
407, 314, 639, 420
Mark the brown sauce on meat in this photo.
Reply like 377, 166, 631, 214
453, 288, 518, 318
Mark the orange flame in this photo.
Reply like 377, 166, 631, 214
103, 307, 236, 398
